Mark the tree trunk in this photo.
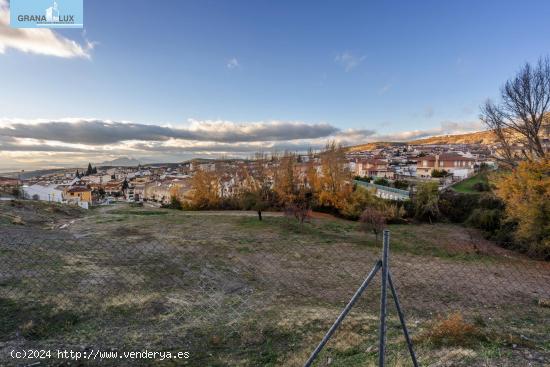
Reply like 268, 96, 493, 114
258, 210, 262, 221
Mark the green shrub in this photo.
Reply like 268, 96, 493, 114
373, 178, 389, 186
472, 182, 490, 192
393, 179, 409, 190
339, 186, 381, 220
438, 190, 478, 222
431, 169, 448, 178
413, 182, 440, 223
478, 193, 505, 210
354, 176, 372, 183
162, 196, 183, 210
466, 208, 503, 233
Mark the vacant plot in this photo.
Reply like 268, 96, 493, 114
0, 201, 548, 366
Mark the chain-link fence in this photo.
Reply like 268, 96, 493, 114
0, 206, 549, 366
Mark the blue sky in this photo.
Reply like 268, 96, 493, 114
1, 0, 549, 170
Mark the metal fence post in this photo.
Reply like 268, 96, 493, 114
378, 229, 390, 367
303, 260, 382, 367
388, 272, 419, 367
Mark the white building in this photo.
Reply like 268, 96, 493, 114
22, 184, 64, 203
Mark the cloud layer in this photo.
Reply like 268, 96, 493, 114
0, 0, 92, 58
0, 117, 483, 171
0, 119, 339, 145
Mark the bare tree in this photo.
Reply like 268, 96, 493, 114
481, 57, 550, 164
359, 207, 386, 241
284, 188, 313, 226
241, 152, 272, 221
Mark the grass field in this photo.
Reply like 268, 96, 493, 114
451, 173, 490, 194
0, 201, 548, 366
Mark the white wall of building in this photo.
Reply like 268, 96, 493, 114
22, 184, 64, 203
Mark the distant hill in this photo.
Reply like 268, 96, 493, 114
409, 130, 497, 145
347, 130, 497, 152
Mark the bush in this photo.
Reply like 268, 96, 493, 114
11, 187, 20, 197
438, 190, 478, 223
413, 182, 440, 223
466, 208, 503, 233
339, 186, 380, 220
359, 207, 386, 240
384, 203, 407, 224
431, 169, 448, 178
162, 196, 183, 210
393, 179, 409, 190
472, 182, 490, 192
491, 220, 517, 246
477, 193, 505, 210
373, 178, 389, 186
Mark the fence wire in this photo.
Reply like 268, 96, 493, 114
0, 208, 549, 366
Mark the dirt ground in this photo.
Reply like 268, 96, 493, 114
0, 200, 548, 366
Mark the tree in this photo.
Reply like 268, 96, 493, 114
493, 159, 549, 258
239, 154, 272, 220
121, 179, 129, 192
284, 187, 313, 225
414, 182, 440, 223
190, 169, 220, 209
273, 152, 298, 204
317, 141, 352, 210
339, 185, 380, 219
359, 207, 387, 241
481, 57, 550, 165
305, 148, 320, 194
11, 187, 20, 198
86, 163, 93, 176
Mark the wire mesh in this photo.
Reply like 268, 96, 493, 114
0, 208, 549, 366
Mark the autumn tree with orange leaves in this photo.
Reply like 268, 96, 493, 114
190, 168, 221, 209
317, 141, 353, 211
492, 159, 549, 258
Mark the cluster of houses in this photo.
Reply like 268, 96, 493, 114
0, 142, 496, 208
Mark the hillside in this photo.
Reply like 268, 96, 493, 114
347, 130, 497, 152
409, 129, 497, 145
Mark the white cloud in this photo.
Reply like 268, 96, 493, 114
0, 0, 93, 58
0, 117, 484, 171
226, 57, 240, 69
335, 51, 366, 72
0, 118, 339, 144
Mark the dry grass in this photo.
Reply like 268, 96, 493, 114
417, 312, 487, 347
0, 202, 548, 366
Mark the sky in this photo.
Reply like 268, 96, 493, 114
1, 0, 550, 172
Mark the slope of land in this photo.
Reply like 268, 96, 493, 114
347, 130, 497, 152
0, 201, 548, 366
